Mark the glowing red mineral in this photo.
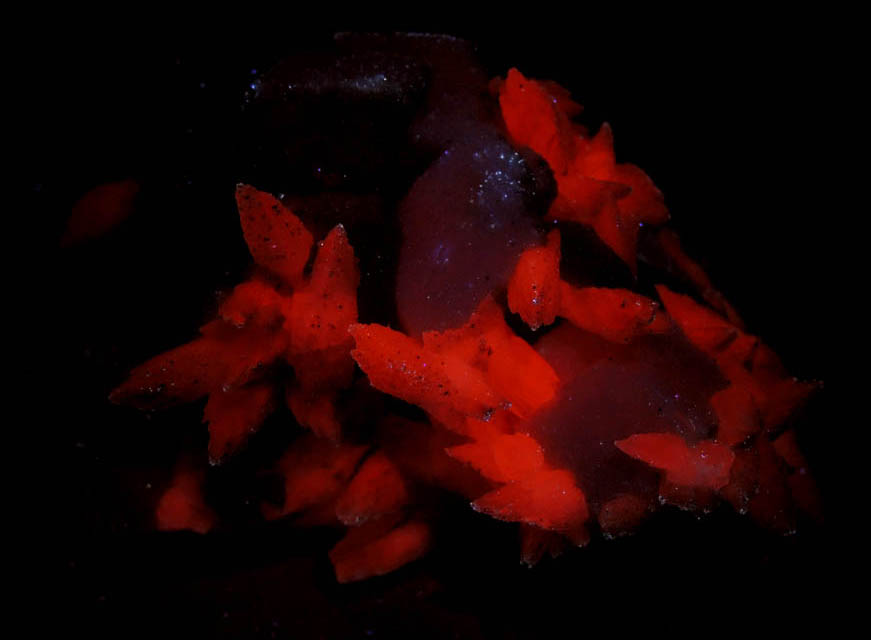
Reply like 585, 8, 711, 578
155, 465, 215, 534
499, 68, 668, 273
204, 382, 275, 463
235, 184, 314, 288
110, 37, 821, 583
262, 435, 368, 522
329, 515, 432, 584
508, 230, 561, 330
112, 183, 360, 460
334, 452, 409, 526
614, 433, 734, 491
557, 284, 670, 344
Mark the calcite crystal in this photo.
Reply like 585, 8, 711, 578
110, 33, 821, 582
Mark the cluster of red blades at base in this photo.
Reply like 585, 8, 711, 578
110, 67, 822, 582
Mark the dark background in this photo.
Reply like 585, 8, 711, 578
41, 12, 841, 638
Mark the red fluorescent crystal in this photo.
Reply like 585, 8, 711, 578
110, 58, 821, 582
335, 452, 409, 526
262, 435, 367, 522
508, 230, 562, 330
286, 387, 342, 441
614, 433, 735, 491
499, 68, 668, 273
472, 469, 589, 536
349, 321, 500, 421
235, 184, 314, 288
329, 515, 432, 584
558, 283, 670, 344
204, 382, 275, 463
447, 433, 545, 484
155, 466, 215, 534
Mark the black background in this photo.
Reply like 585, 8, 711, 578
42, 11, 842, 638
